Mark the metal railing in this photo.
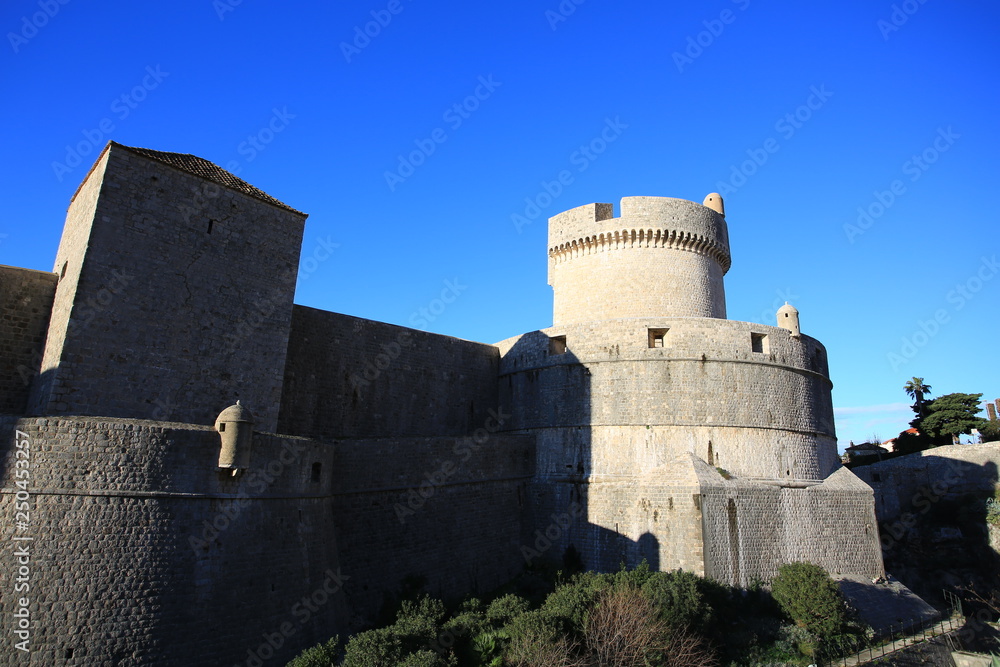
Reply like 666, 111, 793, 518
816, 589, 965, 666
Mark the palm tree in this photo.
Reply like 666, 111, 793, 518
904, 377, 932, 418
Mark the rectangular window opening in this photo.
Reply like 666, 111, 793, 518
549, 335, 567, 355
751, 332, 769, 354
648, 328, 670, 348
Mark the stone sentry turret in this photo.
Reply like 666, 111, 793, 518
216, 401, 255, 472
777, 302, 801, 338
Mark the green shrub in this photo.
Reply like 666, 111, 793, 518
469, 630, 506, 667
540, 572, 609, 633
440, 610, 487, 649
776, 622, 819, 658
397, 649, 457, 666
770, 562, 848, 639
393, 596, 447, 650
502, 609, 565, 646
341, 628, 403, 667
609, 559, 654, 589
641, 569, 713, 631
485, 594, 530, 625
286, 635, 339, 667
987, 496, 1000, 526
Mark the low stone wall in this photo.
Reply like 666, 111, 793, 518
853, 443, 1000, 523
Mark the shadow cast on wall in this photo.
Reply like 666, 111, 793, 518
502, 330, 660, 575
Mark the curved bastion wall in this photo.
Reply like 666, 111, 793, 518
548, 197, 731, 326
0, 416, 343, 667
0, 415, 534, 666
496, 317, 839, 483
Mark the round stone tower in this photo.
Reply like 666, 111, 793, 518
500, 193, 843, 575
547, 195, 731, 326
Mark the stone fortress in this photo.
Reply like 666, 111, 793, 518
1, 141, 887, 665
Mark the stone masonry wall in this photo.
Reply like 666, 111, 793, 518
570, 455, 711, 575
330, 435, 534, 626
700, 465, 884, 587
279, 306, 501, 439
26, 148, 107, 421
497, 318, 838, 482
0, 416, 534, 666
515, 454, 883, 585
0, 267, 56, 414
28, 144, 306, 431
853, 443, 1000, 522
0, 416, 343, 667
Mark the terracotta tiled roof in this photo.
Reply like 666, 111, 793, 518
109, 141, 305, 216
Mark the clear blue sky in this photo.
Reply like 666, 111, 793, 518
2, 0, 997, 448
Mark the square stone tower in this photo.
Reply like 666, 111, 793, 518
27, 142, 306, 431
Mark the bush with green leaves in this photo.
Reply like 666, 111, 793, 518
286, 636, 340, 667
502, 608, 565, 646
485, 594, 530, 625
338, 595, 456, 667
341, 628, 403, 667
392, 596, 448, 649
987, 488, 1000, 526
770, 562, 849, 639
286, 562, 811, 666
640, 569, 713, 632
539, 571, 611, 634
397, 650, 456, 667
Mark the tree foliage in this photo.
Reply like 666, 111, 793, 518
979, 419, 1000, 443
893, 428, 934, 455
919, 392, 989, 443
640, 568, 713, 632
340, 596, 457, 667
770, 562, 849, 639
286, 562, 867, 666
904, 377, 932, 416
286, 636, 340, 667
